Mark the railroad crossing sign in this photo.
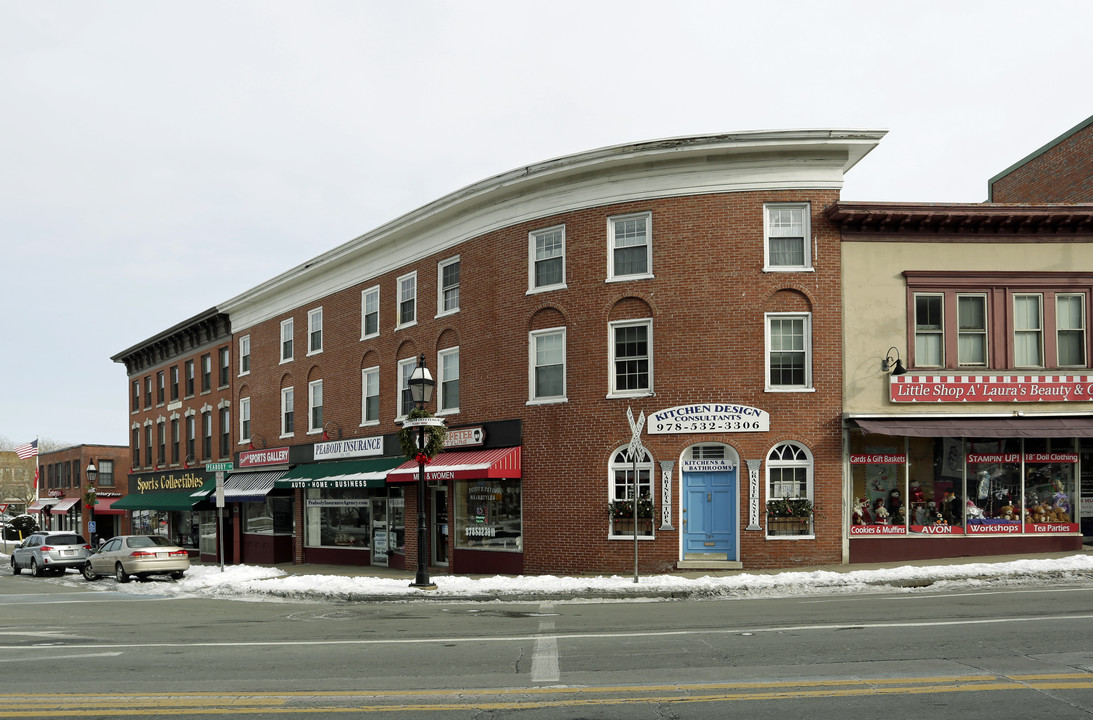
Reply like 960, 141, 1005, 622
626, 406, 646, 459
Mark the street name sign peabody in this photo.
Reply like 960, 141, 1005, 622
206, 462, 233, 472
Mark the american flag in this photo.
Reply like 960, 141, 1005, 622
15, 439, 38, 459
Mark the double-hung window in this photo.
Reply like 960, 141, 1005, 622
765, 313, 812, 390
132, 427, 140, 467
308, 308, 323, 355
219, 348, 230, 387
1057, 294, 1087, 367
438, 347, 460, 413
280, 319, 294, 362
397, 272, 417, 328
609, 319, 652, 397
361, 286, 380, 339
144, 424, 153, 467
957, 295, 988, 366
608, 212, 652, 280
308, 380, 323, 433
186, 415, 196, 461
132, 381, 140, 412
530, 225, 565, 291
202, 411, 212, 460
171, 419, 179, 464
281, 387, 294, 436
239, 335, 251, 375
170, 366, 179, 401
185, 360, 194, 397
361, 367, 380, 425
219, 407, 230, 458
157, 422, 166, 465
1013, 294, 1044, 367
201, 353, 212, 392
397, 357, 418, 417
529, 328, 566, 403
157, 371, 165, 404
764, 203, 811, 270
438, 257, 460, 315
144, 377, 152, 409
914, 294, 944, 367
239, 398, 251, 444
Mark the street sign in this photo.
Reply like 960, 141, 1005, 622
215, 471, 225, 509
207, 462, 234, 472
89, 521, 96, 533
401, 417, 446, 429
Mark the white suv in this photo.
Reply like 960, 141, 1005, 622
11, 531, 91, 576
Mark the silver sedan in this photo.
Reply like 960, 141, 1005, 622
81, 535, 190, 583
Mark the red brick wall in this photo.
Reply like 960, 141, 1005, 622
237, 190, 844, 573
990, 120, 1093, 203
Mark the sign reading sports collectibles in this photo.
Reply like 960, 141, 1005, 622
131, 471, 206, 495
891, 375, 1093, 403
649, 404, 769, 434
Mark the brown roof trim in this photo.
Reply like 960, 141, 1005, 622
827, 201, 1093, 238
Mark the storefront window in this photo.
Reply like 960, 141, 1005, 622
305, 488, 371, 548
849, 433, 908, 535
131, 510, 170, 537
198, 510, 217, 556
1020, 438, 1077, 529
608, 447, 654, 538
454, 478, 522, 551
965, 438, 1022, 531
389, 492, 405, 552
243, 496, 294, 535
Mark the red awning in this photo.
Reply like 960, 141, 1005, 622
50, 497, 80, 515
26, 499, 56, 513
92, 497, 126, 515
387, 447, 521, 483
852, 415, 1093, 438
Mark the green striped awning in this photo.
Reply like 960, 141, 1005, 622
112, 490, 207, 512
274, 457, 404, 490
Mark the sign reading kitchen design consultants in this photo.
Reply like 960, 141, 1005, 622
313, 436, 384, 461
649, 404, 769, 434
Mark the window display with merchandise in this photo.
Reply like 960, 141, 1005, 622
454, 478, 522, 551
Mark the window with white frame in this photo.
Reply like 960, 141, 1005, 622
239, 335, 251, 375
608, 212, 652, 280
438, 257, 460, 315
361, 286, 380, 339
308, 308, 323, 355
1057, 294, 1087, 367
397, 357, 418, 417
765, 313, 812, 390
308, 380, 323, 433
280, 319, 294, 362
201, 353, 212, 392
361, 366, 379, 425
186, 415, 196, 460
609, 319, 652, 397
764, 203, 811, 270
397, 272, 417, 328
219, 348, 230, 387
608, 446, 654, 538
957, 294, 988, 366
530, 225, 565, 291
765, 441, 814, 538
239, 398, 251, 444
219, 407, 230, 457
914, 294, 944, 367
529, 328, 566, 403
1014, 294, 1044, 367
281, 387, 294, 436
438, 347, 459, 413
202, 411, 212, 460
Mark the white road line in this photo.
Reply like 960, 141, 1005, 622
530, 601, 559, 683
0, 651, 122, 664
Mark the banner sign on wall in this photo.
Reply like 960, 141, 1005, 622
891, 375, 1093, 403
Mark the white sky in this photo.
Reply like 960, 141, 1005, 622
2, 1, 1091, 447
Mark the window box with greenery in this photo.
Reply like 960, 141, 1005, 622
766, 497, 814, 537
609, 496, 654, 538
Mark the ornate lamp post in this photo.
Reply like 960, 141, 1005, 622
84, 461, 98, 545
406, 354, 438, 590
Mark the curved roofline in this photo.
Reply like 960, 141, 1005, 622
220, 129, 887, 330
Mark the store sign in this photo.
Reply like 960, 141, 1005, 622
444, 426, 486, 448
314, 436, 383, 460
849, 454, 907, 464
238, 447, 290, 467
967, 453, 1078, 464
680, 459, 736, 472
305, 498, 370, 508
132, 471, 206, 495
891, 374, 1093, 403
649, 404, 769, 434
849, 525, 907, 535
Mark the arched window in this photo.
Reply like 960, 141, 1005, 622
608, 446, 654, 538
766, 441, 814, 538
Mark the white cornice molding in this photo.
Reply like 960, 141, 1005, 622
221, 129, 886, 331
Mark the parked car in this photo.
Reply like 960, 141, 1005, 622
11, 531, 91, 576
81, 535, 190, 583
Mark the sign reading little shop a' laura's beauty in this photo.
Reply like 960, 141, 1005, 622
649, 404, 769, 434
891, 375, 1093, 403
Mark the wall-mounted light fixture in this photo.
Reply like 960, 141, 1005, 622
882, 347, 908, 375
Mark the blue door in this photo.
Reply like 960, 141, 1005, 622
683, 466, 737, 560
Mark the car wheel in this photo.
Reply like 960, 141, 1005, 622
10, 557, 20, 576
81, 563, 99, 581
170, 571, 185, 580
114, 563, 130, 584
30, 558, 42, 577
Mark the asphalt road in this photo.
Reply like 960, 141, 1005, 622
1, 567, 1092, 719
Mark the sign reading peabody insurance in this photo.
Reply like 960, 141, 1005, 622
649, 404, 769, 434
890, 374, 1093, 403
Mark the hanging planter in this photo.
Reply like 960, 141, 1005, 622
398, 408, 447, 461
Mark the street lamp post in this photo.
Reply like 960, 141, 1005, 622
84, 462, 98, 546
407, 354, 437, 590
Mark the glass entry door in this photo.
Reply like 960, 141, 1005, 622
371, 498, 389, 566
431, 487, 449, 566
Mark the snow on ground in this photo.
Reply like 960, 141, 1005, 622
5, 550, 1093, 603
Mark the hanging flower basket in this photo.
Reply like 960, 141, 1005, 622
398, 408, 447, 461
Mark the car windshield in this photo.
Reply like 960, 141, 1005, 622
47, 535, 85, 546
126, 536, 174, 548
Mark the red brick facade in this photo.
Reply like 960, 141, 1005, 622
35, 444, 131, 542
989, 115, 1093, 203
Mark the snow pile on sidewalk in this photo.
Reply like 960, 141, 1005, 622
84, 553, 1093, 602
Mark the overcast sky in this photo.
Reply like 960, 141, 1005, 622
2, 1, 1090, 448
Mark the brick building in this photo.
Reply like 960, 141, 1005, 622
989, 114, 1093, 203
29, 444, 131, 543
201, 129, 886, 574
